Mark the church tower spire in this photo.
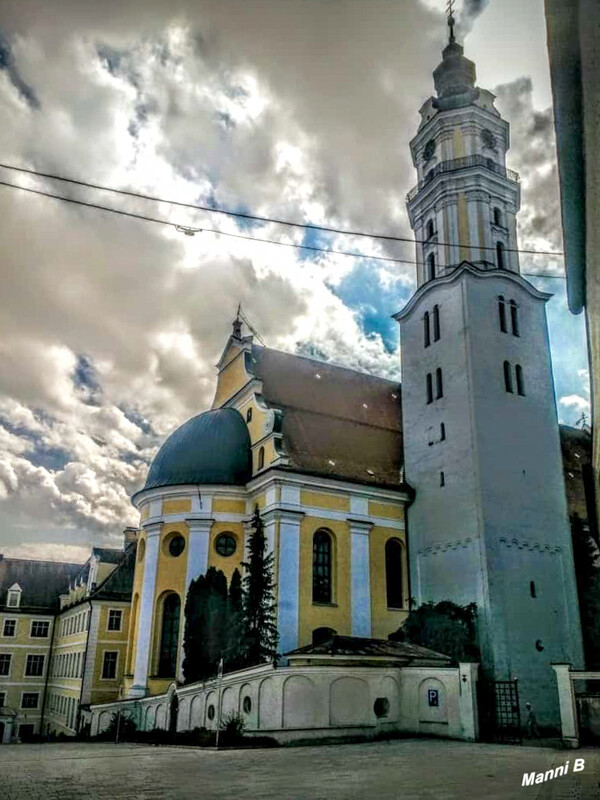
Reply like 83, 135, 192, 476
406, 22, 521, 286
395, 19, 584, 728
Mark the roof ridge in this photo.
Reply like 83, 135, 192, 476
252, 343, 400, 387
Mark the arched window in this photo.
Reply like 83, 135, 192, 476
427, 253, 436, 282
504, 361, 513, 393
385, 539, 403, 609
493, 207, 502, 226
496, 241, 505, 269
516, 364, 525, 396
426, 219, 435, 240
312, 626, 336, 645
424, 311, 431, 347
436, 368, 443, 399
312, 530, 332, 604
426, 373, 433, 404
246, 407, 253, 423
498, 295, 507, 333
258, 446, 265, 470
158, 593, 180, 678
510, 300, 519, 336
433, 304, 440, 341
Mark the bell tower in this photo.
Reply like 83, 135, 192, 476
395, 17, 584, 729
407, 12, 520, 286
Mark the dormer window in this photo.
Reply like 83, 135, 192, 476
7, 584, 22, 608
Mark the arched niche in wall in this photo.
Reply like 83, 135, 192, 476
283, 675, 319, 729
329, 676, 370, 727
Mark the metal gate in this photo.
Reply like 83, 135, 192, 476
478, 679, 522, 744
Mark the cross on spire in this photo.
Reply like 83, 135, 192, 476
446, 0, 456, 42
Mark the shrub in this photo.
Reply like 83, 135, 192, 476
219, 712, 245, 745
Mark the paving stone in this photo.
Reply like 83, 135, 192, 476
0, 739, 599, 800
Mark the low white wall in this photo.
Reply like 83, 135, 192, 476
89, 661, 479, 743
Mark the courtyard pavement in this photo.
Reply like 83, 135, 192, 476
0, 738, 599, 800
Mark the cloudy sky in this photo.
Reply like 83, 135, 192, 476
0, 0, 590, 562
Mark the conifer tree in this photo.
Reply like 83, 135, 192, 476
182, 567, 228, 682
224, 568, 245, 671
241, 505, 278, 666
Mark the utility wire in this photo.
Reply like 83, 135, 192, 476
0, 178, 566, 280
0, 161, 565, 258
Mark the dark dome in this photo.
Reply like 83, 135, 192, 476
143, 408, 252, 491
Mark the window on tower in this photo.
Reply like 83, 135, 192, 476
435, 368, 443, 399
427, 253, 436, 282
440, 422, 446, 441
510, 300, 519, 336
258, 446, 265, 470
496, 241, 505, 269
493, 207, 502, 226
433, 305, 441, 341
498, 296, 507, 332
424, 311, 431, 348
426, 373, 433, 404
426, 219, 435, 240
504, 361, 513, 393
516, 364, 525, 396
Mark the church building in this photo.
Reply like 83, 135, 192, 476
121, 21, 585, 730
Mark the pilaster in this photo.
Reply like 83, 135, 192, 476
276, 510, 304, 655
349, 519, 373, 637
129, 521, 161, 698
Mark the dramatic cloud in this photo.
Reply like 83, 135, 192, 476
0, 0, 589, 560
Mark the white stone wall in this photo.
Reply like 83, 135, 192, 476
90, 661, 478, 743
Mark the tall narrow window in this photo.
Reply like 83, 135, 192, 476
440, 471, 445, 487
385, 539, 403, 609
510, 300, 519, 336
258, 446, 265, 470
530, 581, 537, 598
436, 368, 443, 399
496, 241, 505, 269
516, 364, 525, 396
158, 593, 180, 678
427, 252, 436, 282
433, 304, 440, 341
498, 295, 507, 332
493, 207, 502, 226
313, 530, 332, 604
440, 422, 446, 441
426, 219, 435, 240
504, 361, 513, 393
424, 311, 430, 347
426, 373, 433, 404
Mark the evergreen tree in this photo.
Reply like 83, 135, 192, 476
182, 567, 229, 682
224, 568, 245, 671
241, 505, 278, 665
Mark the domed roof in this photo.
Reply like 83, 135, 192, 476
143, 407, 252, 491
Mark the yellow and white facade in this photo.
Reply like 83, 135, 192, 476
126, 327, 412, 699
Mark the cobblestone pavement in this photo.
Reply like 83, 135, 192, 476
0, 739, 599, 800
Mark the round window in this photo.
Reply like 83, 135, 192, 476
207, 704, 215, 721
215, 533, 237, 557
374, 698, 390, 718
242, 696, 252, 714
168, 535, 186, 557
